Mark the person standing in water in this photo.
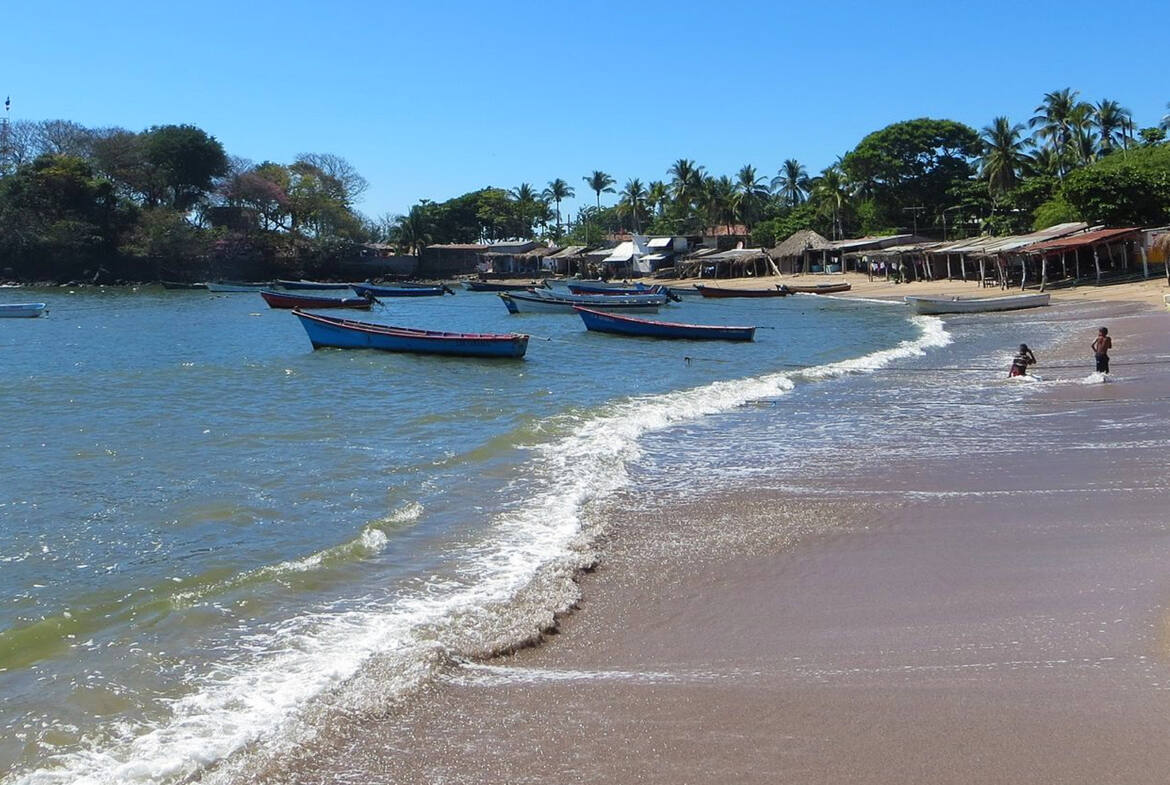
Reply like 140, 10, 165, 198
1009, 343, 1037, 377
1092, 327, 1112, 374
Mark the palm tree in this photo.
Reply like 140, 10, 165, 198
1067, 103, 1097, 166
583, 170, 616, 209
1160, 102, 1170, 131
980, 116, 1030, 198
646, 180, 669, 218
542, 178, 574, 237
702, 175, 737, 234
391, 205, 431, 257
1093, 99, 1130, 156
809, 166, 849, 240
1029, 88, 1088, 177
1025, 145, 1064, 178
510, 182, 540, 238
618, 178, 648, 232
734, 164, 769, 230
667, 158, 705, 208
771, 159, 809, 206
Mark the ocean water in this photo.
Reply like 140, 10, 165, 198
0, 284, 1088, 784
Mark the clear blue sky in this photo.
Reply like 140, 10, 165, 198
3, 0, 1166, 222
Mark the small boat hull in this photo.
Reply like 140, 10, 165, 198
352, 283, 454, 297
575, 307, 755, 341
904, 293, 1051, 315
784, 282, 852, 294
206, 281, 272, 292
260, 290, 372, 310
292, 310, 528, 358
695, 284, 789, 298
462, 280, 537, 292
161, 281, 208, 290
276, 279, 356, 291
567, 282, 668, 296
500, 291, 666, 314
0, 302, 47, 318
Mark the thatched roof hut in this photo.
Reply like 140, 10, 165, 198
769, 230, 832, 274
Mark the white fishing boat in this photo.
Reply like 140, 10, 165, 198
0, 302, 47, 318
904, 292, 1050, 315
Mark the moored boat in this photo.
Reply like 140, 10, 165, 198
260, 290, 373, 310
499, 290, 667, 314
567, 282, 667, 296
206, 280, 272, 292
574, 306, 755, 341
783, 282, 852, 294
352, 283, 455, 297
904, 292, 1051, 315
462, 280, 538, 292
161, 281, 208, 290
695, 284, 790, 298
276, 279, 356, 291
0, 302, 48, 318
292, 310, 528, 358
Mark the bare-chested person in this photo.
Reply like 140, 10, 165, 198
1092, 326, 1112, 374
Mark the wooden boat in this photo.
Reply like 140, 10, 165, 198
575, 306, 755, 341
695, 284, 789, 298
0, 302, 47, 318
352, 282, 455, 297
567, 282, 667, 296
499, 290, 666, 314
783, 282, 852, 294
260, 290, 373, 310
462, 280, 538, 292
276, 279, 356, 291
206, 280, 272, 292
161, 281, 208, 290
904, 293, 1051, 315
292, 310, 528, 358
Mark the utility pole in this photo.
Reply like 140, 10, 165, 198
0, 96, 10, 177
903, 205, 926, 238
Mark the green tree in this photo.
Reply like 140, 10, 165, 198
1029, 89, 1089, 177
390, 205, 433, 256
734, 165, 769, 230
1093, 99, 1131, 156
542, 178, 574, 238
771, 159, 809, 206
510, 182, 540, 238
141, 124, 228, 210
1059, 144, 1170, 226
1139, 127, 1167, 146
980, 117, 1030, 199
583, 170, 615, 209
617, 178, 648, 232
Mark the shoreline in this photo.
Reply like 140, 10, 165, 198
242, 290, 1170, 782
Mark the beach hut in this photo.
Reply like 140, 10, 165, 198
770, 230, 832, 275
1021, 227, 1145, 289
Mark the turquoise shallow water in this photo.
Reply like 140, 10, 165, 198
0, 285, 924, 783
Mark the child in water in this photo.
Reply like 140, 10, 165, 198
1009, 343, 1037, 377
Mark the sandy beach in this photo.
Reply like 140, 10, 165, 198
254, 279, 1170, 785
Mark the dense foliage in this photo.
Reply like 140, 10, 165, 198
0, 88, 1167, 282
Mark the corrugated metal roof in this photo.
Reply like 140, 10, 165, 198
828, 234, 917, 251
647, 237, 674, 248
972, 222, 1088, 255
1025, 227, 1141, 254
547, 245, 588, 258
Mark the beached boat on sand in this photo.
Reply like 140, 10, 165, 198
575, 306, 755, 341
260, 290, 372, 310
0, 303, 48, 318
695, 284, 789, 298
904, 293, 1050, 315
499, 290, 666, 314
783, 282, 852, 294
292, 310, 528, 358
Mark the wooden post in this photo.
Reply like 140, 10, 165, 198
1140, 243, 1149, 279
1040, 254, 1048, 291
1020, 255, 1027, 290
1092, 245, 1102, 283
1105, 241, 1117, 275
978, 257, 986, 286
945, 253, 952, 280
1061, 251, 1068, 280
1075, 248, 1081, 281
960, 254, 967, 281
997, 256, 1007, 289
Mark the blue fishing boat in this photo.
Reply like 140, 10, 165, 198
574, 306, 755, 341
352, 283, 455, 297
462, 280, 537, 292
0, 302, 48, 318
292, 310, 528, 358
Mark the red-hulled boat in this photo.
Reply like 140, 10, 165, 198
260, 290, 373, 310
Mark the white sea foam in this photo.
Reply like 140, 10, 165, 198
6, 317, 951, 785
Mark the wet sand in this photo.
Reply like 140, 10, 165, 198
269, 300, 1170, 784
